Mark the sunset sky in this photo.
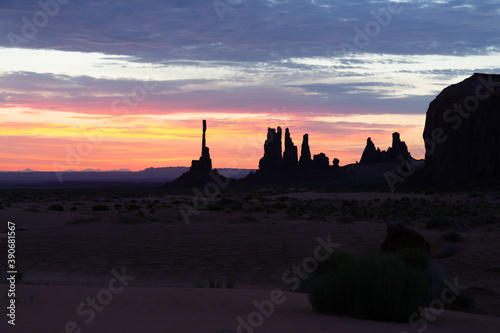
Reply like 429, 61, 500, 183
1, 0, 500, 171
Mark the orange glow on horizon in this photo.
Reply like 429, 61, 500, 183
0, 112, 426, 172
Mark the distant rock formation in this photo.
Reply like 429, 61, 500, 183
240, 125, 417, 188
360, 132, 410, 164
381, 222, 431, 253
190, 120, 212, 172
254, 127, 338, 179
423, 73, 500, 183
299, 134, 312, 167
167, 120, 227, 187
282, 128, 298, 169
313, 153, 329, 168
258, 127, 283, 173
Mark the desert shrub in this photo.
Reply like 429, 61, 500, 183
70, 206, 77, 211
229, 200, 243, 211
308, 252, 428, 322
272, 202, 287, 209
126, 203, 142, 211
47, 204, 64, 212
92, 205, 109, 211
398, 248, 430, 270
440, 230, 465, 242
206, 203, 223, 211
225, 278, 236, 289
337, 214, 354, 223
114, 203, 122, 210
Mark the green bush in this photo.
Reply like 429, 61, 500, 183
92, 205, 109, 211
47, 204, 64, 212
308, 252, 428, 322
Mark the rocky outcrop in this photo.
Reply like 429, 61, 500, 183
387, 132, 409, 161
381, 222, 431, 253
258, 127, 283, 173
313, 153, 329, 168
299, 134, 312, 167
255, 127, 338, 179
423, 73, 500, 182
359, 132, 410, 164
332, 158, 340, 168
360, 137, 380, 164
282, 128, 298, 169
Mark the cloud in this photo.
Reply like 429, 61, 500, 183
1, 0, 499, 63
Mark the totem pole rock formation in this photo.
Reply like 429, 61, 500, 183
282, 128, 298, 169
258, 127, 283, 173
167, 120, 224, 187
190, 119, 212, 172
423, 73, 500, 182
299, 134, 312, 167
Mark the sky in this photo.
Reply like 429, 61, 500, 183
1, 0, 500, 171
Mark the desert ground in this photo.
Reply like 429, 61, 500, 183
1, 188, 500, 332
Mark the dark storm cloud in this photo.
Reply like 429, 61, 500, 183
2, 0, 499, 63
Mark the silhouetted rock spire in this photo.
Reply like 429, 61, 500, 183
259, 127, 283, 172
299, 134, 312, 167
282, 128, 298, 169
190, 120, 212, 172
167, 120, 226, 187
360, 137, 378, 164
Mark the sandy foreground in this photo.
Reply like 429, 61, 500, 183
0, 191, 499, 332
2, 285, 500, 333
